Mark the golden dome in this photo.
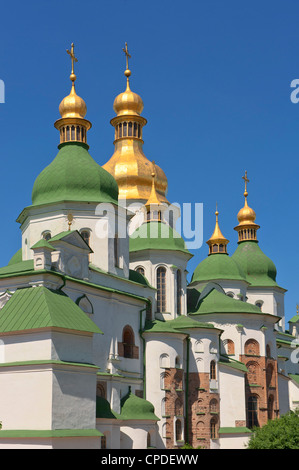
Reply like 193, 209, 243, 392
237, 198, 257, 226
102, 43, 168, 203
113, 70, 144, 116
59, 83, 87, 119
207, 206, 229, 254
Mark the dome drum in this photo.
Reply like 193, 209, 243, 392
54, 117, 92, 145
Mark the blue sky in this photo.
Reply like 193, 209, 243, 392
0, 0, 298, 324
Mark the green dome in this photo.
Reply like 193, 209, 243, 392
8, 248, 22, 265
232, 241, 278, 287
32, 142, 119, 206
191, 253, 247, 284
120, 389, 159, 421
129, 221, 191, 256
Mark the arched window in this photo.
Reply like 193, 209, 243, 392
266, 363, 274, 388
101, 435, 106, 449
119, 123, 122, 138
118, 325, 139, 359
159, 353, 170, 368
123, 122, 127, 137
42, 231, 51, 241
210, 418, 217, 439
80, 229, 91, 247
245, 339, 260, 356
161, 397, 167, 416
66, 126, 70, 140
114, 235, 119, 266
246, 361, 259, 385
156, 266, 166, 313
266, 344, 271, 358
123, 326, 134, 358
128, 121, 133, 136
210, 360, 216, 380
135, 266, 145, 276
196, 421, 204, 440
247, 395, 259, 428
255, 301, 263, 311
97, 383, 106, 398
71, 125, 75, 140
176, 270, 182, 315
162, 422, 170, 439
226, 292, 234, 298
224, 339, 235, 355
175, 419, 182, 441
268, 395, 274, 420
175, 356, 181, 368
209, 398, 218, 413
175, 399, 183, 416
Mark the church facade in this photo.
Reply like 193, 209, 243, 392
0, 44, 298, 450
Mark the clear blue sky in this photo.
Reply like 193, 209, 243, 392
0, 0, 298, 324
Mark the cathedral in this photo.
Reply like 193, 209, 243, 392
0, 43, 298, 450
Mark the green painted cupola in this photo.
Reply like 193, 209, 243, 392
231, 172, 278, 287
31, 43, 119, 208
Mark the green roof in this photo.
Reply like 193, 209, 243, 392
143, 316, 216, 335
0, 286, 103, 334
31, 239, 55, 251
219, 354, 248, 373
130, 221, 191, 256
232, 241, 279, 287
96, 396, 120, 420
0, 259, 34, 276
8, 248, 22, 266
191, 253, 247, 284
189, 287, 267, 316
120, 389, 159, 421
0, 429, 103, 438
289, 315, 299, 324
31, 142, 119, 207
219, 427, 252, 434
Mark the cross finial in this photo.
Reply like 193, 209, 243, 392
242, 170, 250, 196
66, 43, 78, 82
122, 42, 131, 71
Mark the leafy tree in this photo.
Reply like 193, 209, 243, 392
247, 408, 299, 449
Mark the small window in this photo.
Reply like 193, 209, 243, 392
176, 270, 182, 315
123, 122, 127, 137
136, 266, 145, 276
210, 360, 216, 380
114, 235, 119, 266
42, 231, 51, 241
157, 266, 167, 313
175, 419, 182, 441
255, 301, 263, 311
128, 122, 133, 136
71, 125, 75, 140
210, 418, 217, 439
80, 230, 90, 246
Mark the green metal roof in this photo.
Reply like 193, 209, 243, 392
0, 429, 103, 438
219, 427, 252, 434
191, 253, 247, 284
31, 239, 55, 251
130, 221, 191, 256
232, 241, 279, 288
31, 142, 119, 207
120, 388, 159, 421
289, 374, 299, 385
289, 315, 299, 324
0, 286, 103, 334
7, 248, 22, 266
219, 354, 248, 373
96, 396, 120, 420
189, 287, 266, 316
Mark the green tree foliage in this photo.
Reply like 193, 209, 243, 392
247, 408, 299, 449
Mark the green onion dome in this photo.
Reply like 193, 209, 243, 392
120, 388, 159, 421
191, 253, 247, 285
129, 221, 191, 256
32, 142, 119, 206
232, 240, 278, 287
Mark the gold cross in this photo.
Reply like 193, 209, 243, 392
242, 171, 250, 193
66, 43, 78, 75
122, 42, 131, 70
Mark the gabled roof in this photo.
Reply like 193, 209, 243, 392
188, 285, 272, 316
49, 230, 93, 253
0, 286, 102, 334
143, 316, 217, 335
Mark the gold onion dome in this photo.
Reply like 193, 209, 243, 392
113, 69, 144, 116
207, 206, 229, 255
59, 84, 87, 119
102, 43, 168, 202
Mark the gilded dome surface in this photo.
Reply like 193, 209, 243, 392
59, 84, 87, 119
